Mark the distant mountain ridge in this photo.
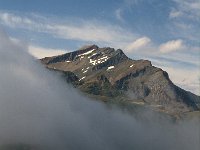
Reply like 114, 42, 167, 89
41, 45, 200, 115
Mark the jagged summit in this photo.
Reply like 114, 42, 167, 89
41, 45, 200, 115
78, 44, 99, 50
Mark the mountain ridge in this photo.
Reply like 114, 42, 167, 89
41, 44, 200, 115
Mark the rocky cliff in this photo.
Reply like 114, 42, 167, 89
41, 45, 200, 115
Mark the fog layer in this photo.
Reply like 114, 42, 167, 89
0, 29, 199, 150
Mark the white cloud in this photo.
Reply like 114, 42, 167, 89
7, 37, 67, 59
0, 12, 136, 47
159, 39, 184, 53
28, 45, 67, 59
0, 12, 39, 30
52, 24, 129, 42
125, 37, 151, 52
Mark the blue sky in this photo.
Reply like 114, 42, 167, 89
0, 0, 199, 94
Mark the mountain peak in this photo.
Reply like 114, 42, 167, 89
78, 44, 99, 51
41, 45, 200, 115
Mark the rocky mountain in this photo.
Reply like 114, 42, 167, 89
41, 45, 200, 115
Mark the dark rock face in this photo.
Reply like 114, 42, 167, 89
41, 44, 200, 115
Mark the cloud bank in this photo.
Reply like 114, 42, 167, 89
0, 29, 199, 150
